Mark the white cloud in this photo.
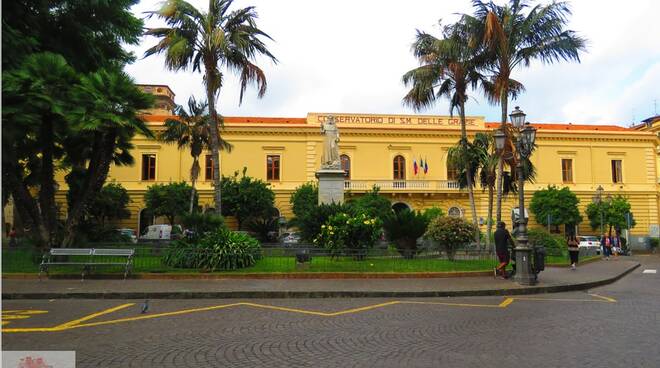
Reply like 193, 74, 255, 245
125, 0, 660, 125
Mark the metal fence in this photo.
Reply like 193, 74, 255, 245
2, 242, 508, 274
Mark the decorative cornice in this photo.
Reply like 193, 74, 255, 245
262, 146, 285, 151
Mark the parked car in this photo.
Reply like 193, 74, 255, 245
279, 232, 301, 247
140, 224, 183, 241
116, 228, 138, 243
578, 235, 601, 254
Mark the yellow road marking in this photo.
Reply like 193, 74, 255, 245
2, 293, 616, 334
2, 315, 32, 320
2, 310, 49, 315
55, 303, 134, 329
498, 298, 515, 307
2, 310, 49, 326
588, 293, 617, 303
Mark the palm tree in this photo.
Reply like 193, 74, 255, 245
159, 96, 232, 213
402, 20, 486, 245
145, 0, 277, 214
62, 68, 154, 247
464, 0, 586, 223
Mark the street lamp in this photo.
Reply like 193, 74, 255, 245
508, 106, 537, 286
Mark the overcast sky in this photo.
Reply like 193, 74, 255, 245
125, 0, 659, 126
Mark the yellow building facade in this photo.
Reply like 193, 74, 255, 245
54, 85, 660, 237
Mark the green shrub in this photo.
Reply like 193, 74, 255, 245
648, 237, 659, 251
346, 186, 392, 219
295, 202, 350, 242
313, 212, 381, 259
245, 216, 279, 242
181, 212, 225, 240
422, 207, 445, 222
425, 216, 477, 261
163, 228, 261, 271
383, 209, 429, 259
527, 228, 564, 256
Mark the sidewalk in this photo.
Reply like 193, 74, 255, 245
2, 259, 639, 299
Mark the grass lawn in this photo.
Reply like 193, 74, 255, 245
2, 248, 598, 275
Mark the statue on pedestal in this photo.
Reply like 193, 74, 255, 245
321, 115, 340, 169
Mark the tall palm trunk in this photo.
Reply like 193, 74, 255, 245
487, 185, 494, 252
459, 104, 480, 248
189, 156, 199, 214
38, 118, 58, 247
205, 75, 222, 215
62, 130, 117, 247
495, 91, 508, 223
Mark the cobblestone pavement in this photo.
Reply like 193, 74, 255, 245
3, 255, 659, 368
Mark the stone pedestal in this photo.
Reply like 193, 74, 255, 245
315, 169, 345, 205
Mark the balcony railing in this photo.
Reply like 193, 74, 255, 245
344, 180, 460, 191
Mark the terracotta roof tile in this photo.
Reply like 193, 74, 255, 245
484, 122, 632, 132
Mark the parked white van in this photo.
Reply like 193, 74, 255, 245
140, 224, 182, 240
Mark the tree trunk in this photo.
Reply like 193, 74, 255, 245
189, 157, 198, 214
62, 130, 117, 247
486, 185, 494, 251
459, 104, 480, 249
4, 166, 44, 245
38, 118, 58, 248
205, 79, 222, 215
495, 92, 508, 223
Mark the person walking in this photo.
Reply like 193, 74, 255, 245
601, 233, 612, 260
567, 235, 580, 270
8, 227, 17, 248
494, 221, 514, 279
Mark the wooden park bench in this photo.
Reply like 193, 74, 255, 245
39, 248, 134, 281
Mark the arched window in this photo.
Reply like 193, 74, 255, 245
393, 155, 406, 180
340, 154, 351, 179
448, 207, 463, 218
392, 202, 410, 214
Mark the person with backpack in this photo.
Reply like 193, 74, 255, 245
567, 235, 580, 270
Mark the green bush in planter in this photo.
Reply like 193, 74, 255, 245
163, 228, 261, 271
383, 209, 429, 259
648, 237, 659, 252
425, 216, 477, 261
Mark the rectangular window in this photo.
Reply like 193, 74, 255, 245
267, 155, 280, 181
141, 154, 156, 181
611, 160, 622, 183
205, 155, 214, 181
561, 159, 573, 183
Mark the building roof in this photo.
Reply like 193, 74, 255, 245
485, 122, 632, 132
142, 114, 637, 132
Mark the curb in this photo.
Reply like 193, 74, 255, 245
3, 270, 492, 280
2, 263, 639, 300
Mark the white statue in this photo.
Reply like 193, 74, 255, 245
321, 115, 340, 169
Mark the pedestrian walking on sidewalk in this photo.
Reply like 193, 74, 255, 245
494, 222, 514, 279
567, 235, 579, 270
601, 233, 612, 260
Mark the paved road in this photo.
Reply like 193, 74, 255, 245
3, 255, 659, 368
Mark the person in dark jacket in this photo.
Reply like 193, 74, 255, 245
494, 221, 515, 278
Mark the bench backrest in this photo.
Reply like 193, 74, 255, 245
50, 248, 93, 256
92, 248, 134, 257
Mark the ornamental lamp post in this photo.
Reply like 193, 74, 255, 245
509, 106, 537, 286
